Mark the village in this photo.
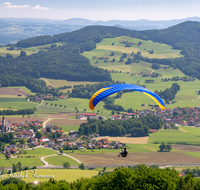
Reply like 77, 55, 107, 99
1, 106, 200, 158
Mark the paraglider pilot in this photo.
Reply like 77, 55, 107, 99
118, 148, 128, 157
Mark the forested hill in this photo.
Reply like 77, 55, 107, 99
16, 26, 145, 48
16, 21, 200, 79
2, 21, 200, 93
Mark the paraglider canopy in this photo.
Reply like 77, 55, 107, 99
89, 84, 165, 110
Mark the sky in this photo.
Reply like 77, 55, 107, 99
0, 0, 200, 21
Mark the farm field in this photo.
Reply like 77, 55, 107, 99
172, 145, 200, 153
0, 97, 38, 110
17, 148, 57, 157
69, 144, 160, 155
148, 129, 200, 144
41, 78, 99, 93
0, 169, 99, 183
44, 155, 80, 166
95, 136, 149, 144
72, 152, 200, 166
56, 125, 79, 132
82, 36, 183, 65
0, 154, 12, 167
49, 119, 87, 127
42, 98, 109, 113
178, 126, 200, 136
10, 157, 44, 167
36, 104, 74, 113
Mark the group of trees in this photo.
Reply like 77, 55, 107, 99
155, 83, 180, 103
1, 165, 200, 189
159, 142, 172, 152
0, 108, 34, 115
78, 114, 163, 137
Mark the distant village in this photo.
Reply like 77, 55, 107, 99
1, 106, 200, 157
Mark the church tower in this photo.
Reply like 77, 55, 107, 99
1, 114, 10, 132
2, 114, 5, 130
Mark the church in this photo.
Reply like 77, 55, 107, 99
1, 114, 11, 132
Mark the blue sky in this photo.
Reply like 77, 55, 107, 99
0, 0, 200, 21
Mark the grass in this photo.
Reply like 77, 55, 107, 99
148, 129, 200, 144
17, 148, 57, 157
9, 157, 44, 166
44, 155, 80, 166
0, 169, 99, 183
0, 97, 38, 110
0, 154, 12, 167
178, 127, 200, 136
59, 125, 80, 132
68, 144, 160, 155
182, 152, 200, 158
36, 104, 74, 113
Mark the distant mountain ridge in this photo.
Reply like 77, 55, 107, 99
1, 17, 200, 45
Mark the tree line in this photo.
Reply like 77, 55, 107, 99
0, 108, 35, 115
78, 114, 163, 137
155, 83, 180, 103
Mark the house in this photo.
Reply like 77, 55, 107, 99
111, 115, 121, 120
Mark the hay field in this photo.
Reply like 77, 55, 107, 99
73, 152, 200, 166
95, 136, 148, 144
0, 169, 98, 183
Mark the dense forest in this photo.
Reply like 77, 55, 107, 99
78, 114, 163, 136
0, 165, 200, 189
1, 21, 200, 93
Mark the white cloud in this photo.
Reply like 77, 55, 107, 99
33, 5, 50, 10
4, 2, 29, 9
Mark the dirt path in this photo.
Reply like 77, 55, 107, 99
192, 96, 200, 102
40, 78, 55, 87
36, 100, 44, 109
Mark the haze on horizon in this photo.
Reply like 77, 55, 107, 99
0, 0, 200, 21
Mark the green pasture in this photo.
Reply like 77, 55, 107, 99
10, 157, 43, 166
44, 155, 79, 166
0, 169, 99, 183
148, 129, 200, 144
36, 104, 74, 113
0, 97, 38, 110
68, 144, 160, 155
179, 127, 200, 136
17, 148, 57, 157
0, 154, 12, 167
0, 47, 34, 58
182, 152, 200, 158
59, 125, 80, 133
42, 98, 110, 114
82, 36, 182, 64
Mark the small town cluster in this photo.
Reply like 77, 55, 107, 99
1, 106, 200, 157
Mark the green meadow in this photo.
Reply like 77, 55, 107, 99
44, 155, 79, 166
59, 125, 80, 132
68, 144, 160, 155
10, 157, 44, 167
17, 148, 57, 157
179, 126, 200, 136
148, 129, 200, 144
0, 154, 12, 167
0, 97, 38, 110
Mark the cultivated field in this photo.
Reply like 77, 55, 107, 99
172, 145, 200, 152
0, 88, 29, 96
148, 129, 200, 144
95, 136, 149, 144
0, 169, 99, 183
49, 119, 87, 126
72, 152, 200, 166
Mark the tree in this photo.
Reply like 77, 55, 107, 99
159, 142, 166, 152
79, 163, 85, 170
35, 131, 43, 139
20, 50, 26, 57
17, 162, 22, 171
110, 51, 115, 56
63, 162, 70, 169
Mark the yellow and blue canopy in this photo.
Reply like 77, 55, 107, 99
89, 84, 165, 110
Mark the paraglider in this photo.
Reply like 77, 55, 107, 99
118, 148, 128, 157
89, 84, 165, 111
